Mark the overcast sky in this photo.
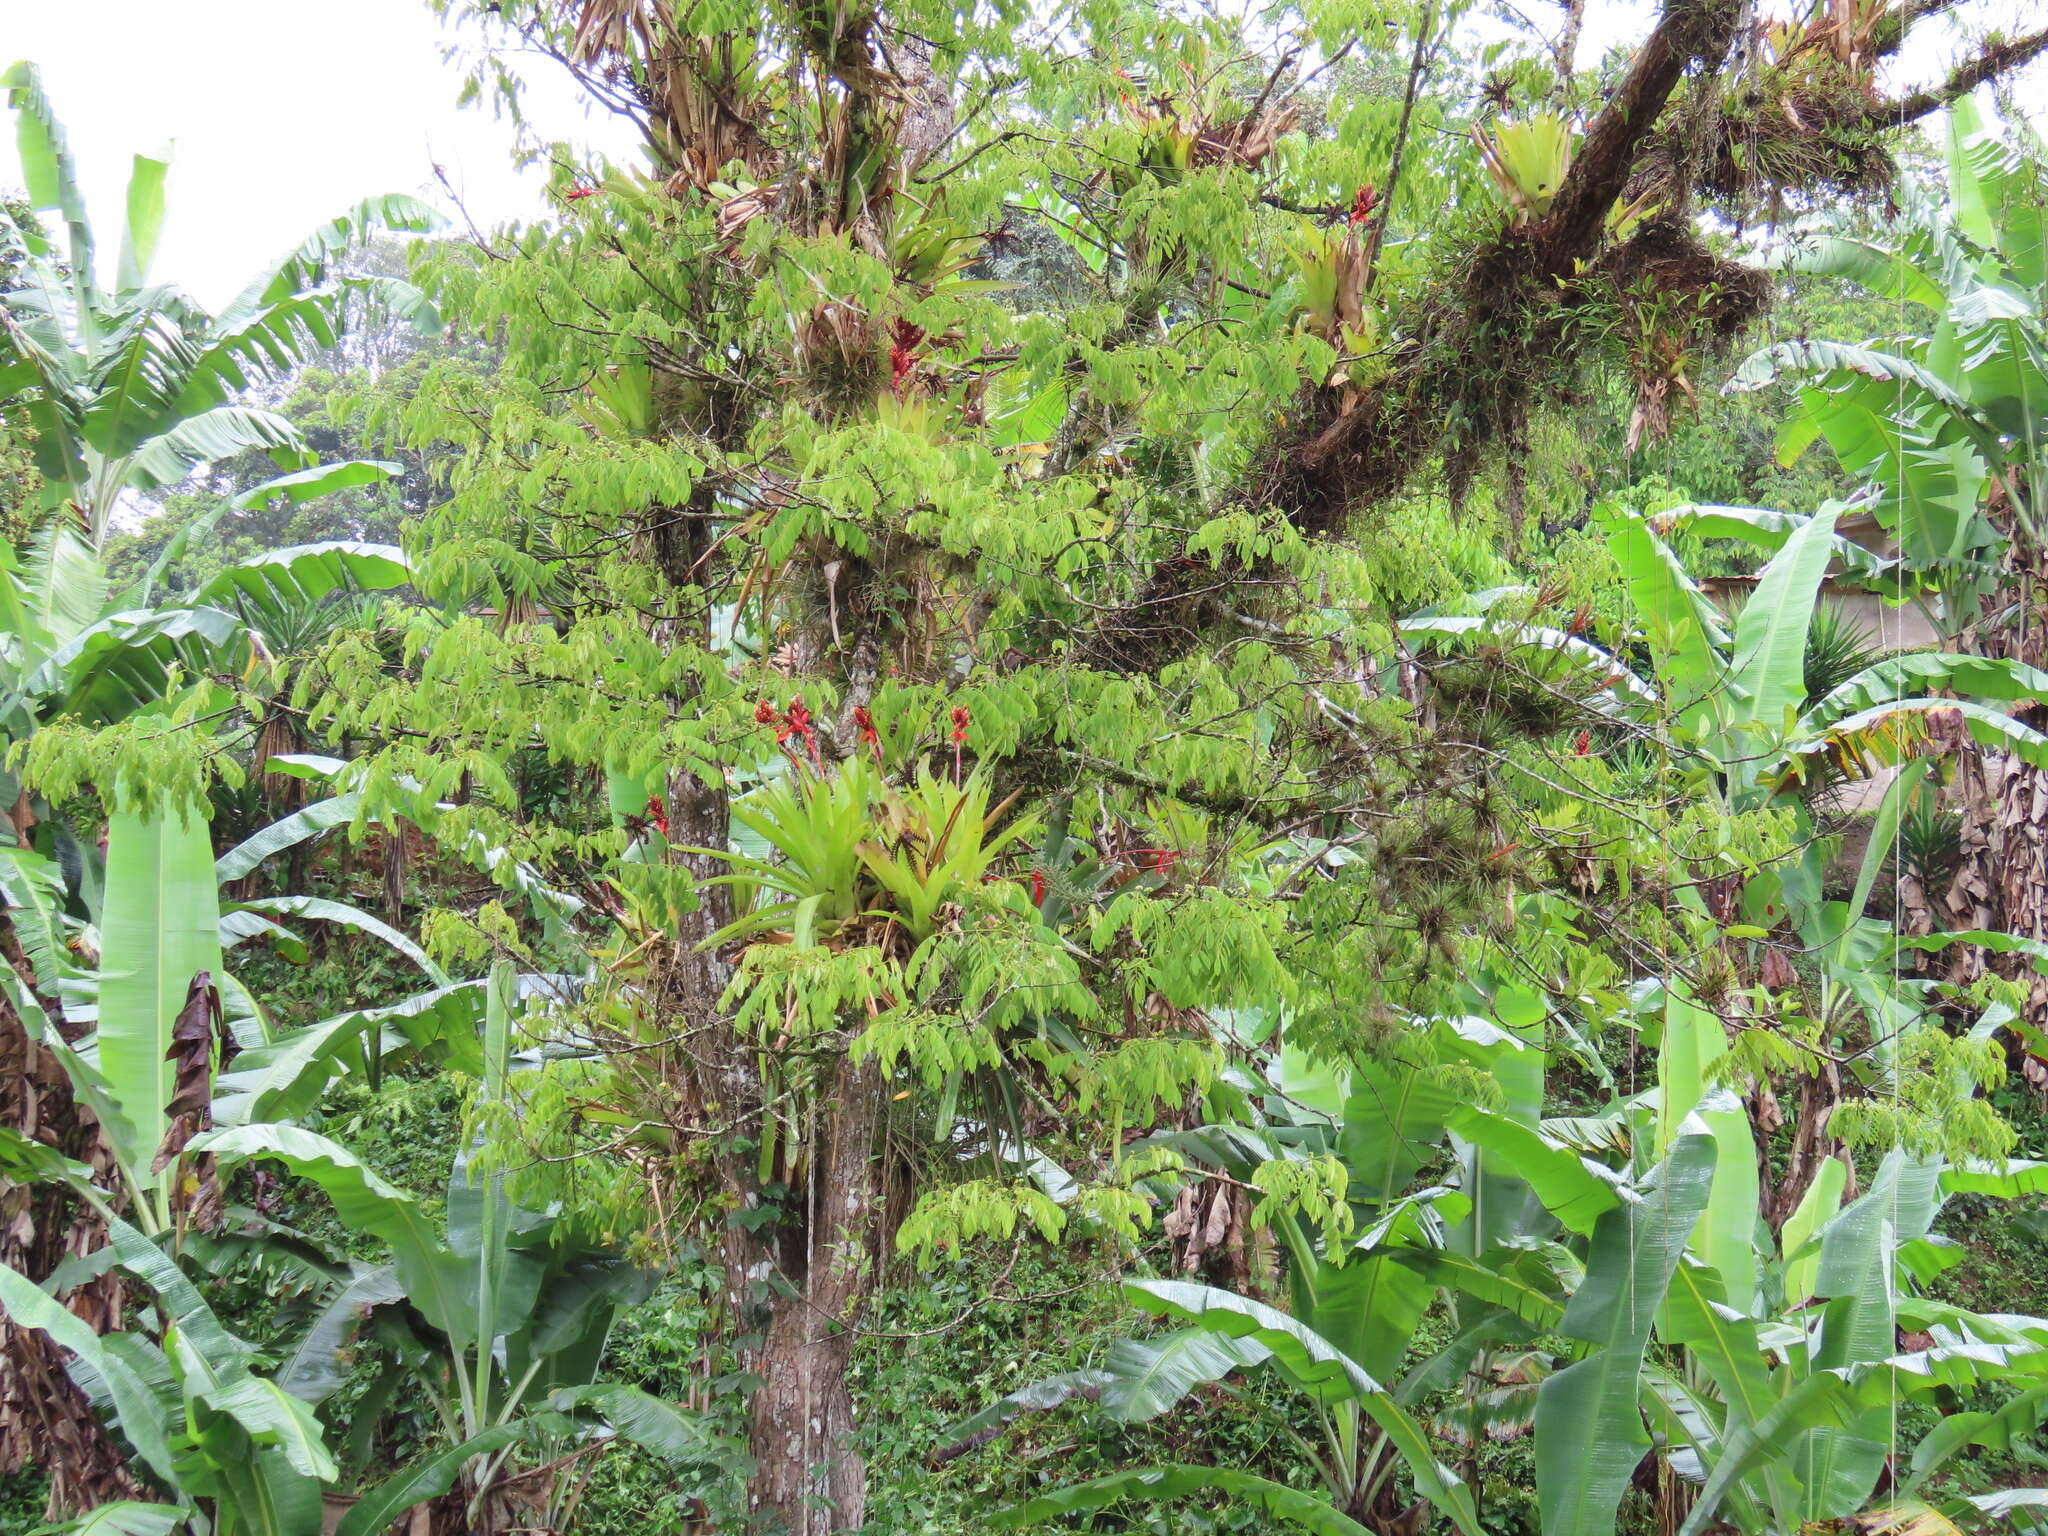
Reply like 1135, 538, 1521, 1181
5, 0, 640, 308
6, 0, 2044, 310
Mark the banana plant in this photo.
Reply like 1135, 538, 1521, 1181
963, 1268, 1488, 1536
0, 498, 412, 741
1652, 1149, 2048, 1536
1404, 505, 2048, 802
0, 1215, 338, 1536
1615, 505, 2048, 796
0, 61, 441, 545
0, 467, 416, 884
1722, 96, 2047, 634
187, 965, 721, 1536
950, 1001, 1640, 1536
175, 1123, 714, 1536
0, 788, 462, 1234
0, 1170, 711, 1536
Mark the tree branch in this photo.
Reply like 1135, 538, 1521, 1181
1540, 0, 1743, 255
1865, 24, 2048, 127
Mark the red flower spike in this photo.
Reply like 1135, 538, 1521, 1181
645, 795, 670, 837
889, 318, 926, 399
782, 696, 821, 768
1030, 869, 1046, 906
852, 705, 882, 763
949, 703, 971, 785
754, 699, 777, 725
1349, 184, 1377, 226
565, 184, 599, 201
1573, 729, 1592, 756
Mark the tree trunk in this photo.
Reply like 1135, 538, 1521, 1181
0, 963, 138, 1515
650, 692, 887, 1530
742, 1057, 886, 1534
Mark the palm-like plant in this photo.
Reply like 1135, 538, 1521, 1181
0, 61, 441, 547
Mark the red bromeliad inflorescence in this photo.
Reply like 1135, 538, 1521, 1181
889, 318, 925, 398
1348, 184, 1376, 226
782, 696, 820, 766
1573, 728, 1592, 756
852, 704, 882, 763
757, 696, 822, 769
949, 703, 971, 783
565, 183, 599, 201
646, 795, 670, 837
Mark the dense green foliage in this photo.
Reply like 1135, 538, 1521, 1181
7, 3, 2048, 1536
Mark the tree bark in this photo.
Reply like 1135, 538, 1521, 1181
647, 479, 889, 1531
742, 1057, 886, 1533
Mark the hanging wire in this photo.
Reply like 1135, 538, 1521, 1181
1883, 118, 1911, 1510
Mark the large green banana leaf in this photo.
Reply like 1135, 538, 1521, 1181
0, 1260, 178, 1483
213, 791, 365, 882
1339, 1055, 1461, 1207
1648, 503, 1903, 591
1725, 507, 1837, 740
96, 807, 223, 1188
1445, 1104, 1620, 1236
1783, 697, 2048, 779
1658, 990, 1758, 1311
210, 981, 487, 1127
1397, 615, 1655, 707
104, 1218, 337, 1480
276, 1264, 406, 1402
995, 1466, 1376, 1536
1125, 1279, 1483, 1536
58, 1503, 188, 1536
1600, 508, 1728, 737
546, 1383, 718, 1459
12, 606, 248, 726
191, 541, 411, 637
1801, 655, 2048, 736
997, 1467, 1375, 1535
188, 1124, 473, 1344
1767, 235, 1944, 308
1535, 1118, 1716, 1536
333, 1425, 526, 1536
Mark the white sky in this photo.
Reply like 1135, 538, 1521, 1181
5, 0, 2044, 310
5, 0, 640, 308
